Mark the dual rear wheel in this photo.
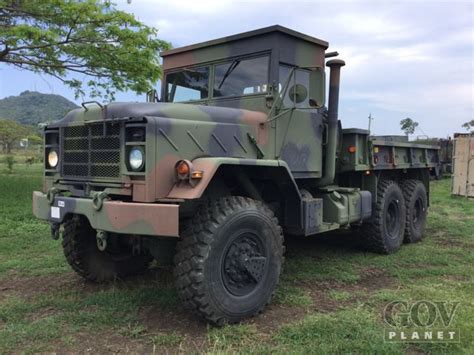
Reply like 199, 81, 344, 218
361, 179, 427, 254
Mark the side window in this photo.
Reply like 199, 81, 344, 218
279, 65, 310, 107
166, 67, 209, 102
214, 56, 269, 98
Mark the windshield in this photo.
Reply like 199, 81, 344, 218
214, 56, 269, 97
166, 67, 209, 102
164, 55, 269, 102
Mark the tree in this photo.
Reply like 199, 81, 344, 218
0, 119, 31, 153
0, 1, 170, 100
400, 117, 419, 136
27, 134, 43, 146
462, 120, 474, 132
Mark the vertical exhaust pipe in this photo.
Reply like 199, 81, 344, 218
318, 59, 345, 186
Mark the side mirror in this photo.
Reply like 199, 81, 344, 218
309, 67, 325, 108
288, 84, 308, 104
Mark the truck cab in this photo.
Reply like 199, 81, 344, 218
161, 25, 327, 177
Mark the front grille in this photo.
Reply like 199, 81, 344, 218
61, 123, 122, 179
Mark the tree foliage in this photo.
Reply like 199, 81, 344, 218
0, 0, 171, 100
400, 117, 419, 136
462, 120, 474, 132
27, 134, 43, 146
0, 119, 31, 153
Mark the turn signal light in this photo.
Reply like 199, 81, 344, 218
176, 161, 190, 175
191, 170, 203, 179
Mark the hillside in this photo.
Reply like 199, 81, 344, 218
0, 91, 78, 125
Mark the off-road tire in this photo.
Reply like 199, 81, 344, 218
174, 196, 284, 325
62, 215, 151, 282
400, 179, 427, 243
361, 180, 406, 254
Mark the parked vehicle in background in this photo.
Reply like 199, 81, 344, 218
414, 136, 453, 177
452, 133, 474, 197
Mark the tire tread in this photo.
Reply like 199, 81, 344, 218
174, 196, 284, 325
361, 180, 405, 254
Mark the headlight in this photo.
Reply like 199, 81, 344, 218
48, 149, 58, 168
129, 147, 144, 171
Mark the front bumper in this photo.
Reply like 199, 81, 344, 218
32, 191, 179, 237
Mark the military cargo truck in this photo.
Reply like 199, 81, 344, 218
33, 26, 440, 325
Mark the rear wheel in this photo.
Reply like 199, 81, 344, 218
400, 179, 428, 243
174, 196, 284, 325
62, 215, 151, 282
361, 180, 406, 254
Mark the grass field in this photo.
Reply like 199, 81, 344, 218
0, 164, 473, 353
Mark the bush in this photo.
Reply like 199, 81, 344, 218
5, 155, 15, 173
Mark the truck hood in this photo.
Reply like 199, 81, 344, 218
51, 102, 268, 127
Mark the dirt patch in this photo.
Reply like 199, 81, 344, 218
25, 306, 58, 323
0, 272, 79, 301
293, 267, 398, 313
355, 267, 397, 291
58, 329, 153, 354
140, 307, 208, 353
248, 303, 309, 333
443, 274, 470, 282
0, 267, 174, 301
434, 238, 469, 248
140, 306, 204, 335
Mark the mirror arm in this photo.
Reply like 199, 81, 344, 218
267, 67, 297, 120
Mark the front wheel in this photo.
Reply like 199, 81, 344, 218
174, 196, 284, 325
62, 215, 151, 282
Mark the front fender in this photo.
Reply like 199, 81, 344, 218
166, 157, 292, 199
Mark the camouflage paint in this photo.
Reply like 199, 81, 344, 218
33, 25, 439, 238
33, 191, 179, 237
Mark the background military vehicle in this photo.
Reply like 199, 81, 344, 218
33, 26, 440, 325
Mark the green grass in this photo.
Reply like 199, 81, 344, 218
0, 164, 67, 278
0, 164, 472, 353
150, 332, 184, 347
275, 307, 405, 354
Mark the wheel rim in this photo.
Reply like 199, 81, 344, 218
412, 197, 424, 230
222, 232, 268, 297
385, 200, 401, 240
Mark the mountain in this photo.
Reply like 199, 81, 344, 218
0, 91, 78, 125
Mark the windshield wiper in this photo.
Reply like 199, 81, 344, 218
218, 59, 240, 89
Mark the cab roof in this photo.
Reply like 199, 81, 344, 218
160, 25, 329, 71
161, 25, 328, 57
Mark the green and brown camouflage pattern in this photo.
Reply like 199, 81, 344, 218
33, 25, 440, 238
33, 191, 179, 237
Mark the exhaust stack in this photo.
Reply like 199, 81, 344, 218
318, 59, 345, 186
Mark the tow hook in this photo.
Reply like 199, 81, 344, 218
92, 191, 109, 211
96, 230, 108, 251
46, 187, 60, 206
50, 223, 60, 240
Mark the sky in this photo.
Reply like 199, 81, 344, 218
0, 0, 472, 138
